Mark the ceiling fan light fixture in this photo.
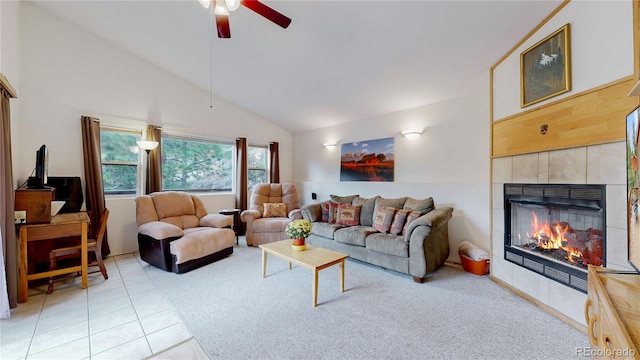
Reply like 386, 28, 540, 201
225, 0, 241, 12
198, 0, 211, 9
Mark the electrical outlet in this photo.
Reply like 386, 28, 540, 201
14, 210, 26, 224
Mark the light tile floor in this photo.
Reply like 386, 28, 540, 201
0, 253, 192, 359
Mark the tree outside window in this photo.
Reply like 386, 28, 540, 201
248, 145, 268, 190
162, 136, 233, 191
100, 129, 140, 195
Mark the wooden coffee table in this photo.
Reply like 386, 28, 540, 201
259, 239, 348, 307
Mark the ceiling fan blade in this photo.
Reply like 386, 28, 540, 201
242, 0, 291, 29
215, 13, 231, 38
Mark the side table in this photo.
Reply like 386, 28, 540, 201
219, 209, 241, 245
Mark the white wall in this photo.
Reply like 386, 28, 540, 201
15, 3, 293, 255
293, 89, 491, 263
493, 0, 633, 120
1, 0, 21, 190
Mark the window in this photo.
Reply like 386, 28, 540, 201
100, 129, 141, 195
248, 145, 268, 190
162, 135, 233, 192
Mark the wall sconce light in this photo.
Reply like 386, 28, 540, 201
401, 128, 425, 139
137, 140, 159, 194
323, 142, 337, 149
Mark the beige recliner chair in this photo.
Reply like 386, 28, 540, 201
241, 183, 302, 246
135, 191, 236, 273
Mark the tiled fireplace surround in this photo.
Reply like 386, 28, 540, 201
491, 142, 631, 326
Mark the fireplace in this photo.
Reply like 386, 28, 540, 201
504, 183, 606, 293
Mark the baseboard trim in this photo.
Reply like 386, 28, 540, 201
489, 275, 588, 335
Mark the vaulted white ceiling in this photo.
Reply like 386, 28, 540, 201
32, 0, 563, 133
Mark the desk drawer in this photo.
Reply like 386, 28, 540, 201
25, 223, 83, 241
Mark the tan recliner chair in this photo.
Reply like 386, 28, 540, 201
241, 183, 302, 246
135, 191, 236, 273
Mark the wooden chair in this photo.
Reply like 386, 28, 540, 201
47, 208, 109, 294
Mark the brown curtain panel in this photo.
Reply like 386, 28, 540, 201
147, 125, 162, 193
80, 116, 110, 257
236, 137, 248, 235
269, 142, 280, 183
1, 88, 17, 308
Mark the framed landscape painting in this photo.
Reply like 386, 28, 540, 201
520, 23, 571, 108
340, 137, 394, 182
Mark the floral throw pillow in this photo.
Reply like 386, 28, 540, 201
402, 210, 423, 235
336, 203, 362, 226
390, 209, 410, 235
328, 202, 340, 224
263, 202, 287, 218
372, 206, 397, 233
321, 202, 330, 223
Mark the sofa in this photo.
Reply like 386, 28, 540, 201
135, 191, 236, 273
301, 194, 453, 283
240, 183, 302, 246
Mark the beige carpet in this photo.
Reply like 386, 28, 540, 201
143, 243, 589, 360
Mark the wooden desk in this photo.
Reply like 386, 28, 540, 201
18, 212, 90, 303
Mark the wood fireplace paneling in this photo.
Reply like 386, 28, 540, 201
492, 77, 639, 157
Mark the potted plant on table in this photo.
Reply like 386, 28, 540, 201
285, 219, 312, 251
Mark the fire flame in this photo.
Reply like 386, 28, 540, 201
527, 212, 583, 263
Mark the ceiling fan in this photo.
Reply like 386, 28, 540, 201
199, 0, 292, 38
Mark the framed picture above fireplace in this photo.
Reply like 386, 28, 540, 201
626, 105, 640, 272
520, 23, 571, 108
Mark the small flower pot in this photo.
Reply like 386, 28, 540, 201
292, 238, 306, 251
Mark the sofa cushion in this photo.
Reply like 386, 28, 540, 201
152, 191, 196, 219
263, 202, 287, 218
330, 194, 360, 204
200, 213, 233, 228
162, 215, 200, 230
170, 227, 235, 264
373, 206, 397, 233
366, 233, 409, 257
404, 197, 435, 213
352, 196, 379, 227
402, 210, 424, 235
334, 226, 377, 247
390, 209, 410, 235
135, 196, 159, 226
336, 203, 361, 226
310, 221, 344, 239
138, 221, 183, 239
249, 183, 300, 216
253, 217, 291, 233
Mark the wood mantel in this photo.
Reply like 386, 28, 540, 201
492, 77, 640, 158
0, 73, 17, 98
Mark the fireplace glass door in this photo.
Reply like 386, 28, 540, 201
504, 183, 606, 293
509, 202, 605, 269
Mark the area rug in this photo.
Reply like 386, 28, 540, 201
142, 244, 589, 360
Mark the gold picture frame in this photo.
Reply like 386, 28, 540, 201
520, 24, 571, 108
